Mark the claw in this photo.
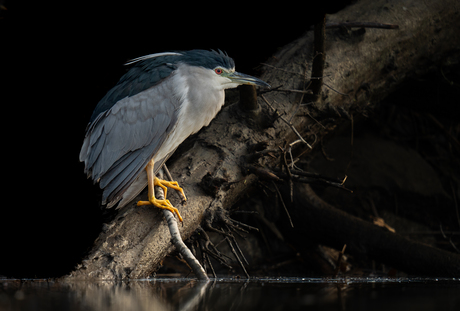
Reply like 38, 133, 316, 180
137, 158, 184, 222
137, 197, 183, 222
155, 178, 187, 202
155, 178, 187, 201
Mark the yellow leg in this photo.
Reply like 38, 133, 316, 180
137, 159, 185, 222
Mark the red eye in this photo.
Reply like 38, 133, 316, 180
215, 68, 223, 75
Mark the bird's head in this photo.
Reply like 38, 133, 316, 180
124, 49, 270, 91
180, 49, 270, 90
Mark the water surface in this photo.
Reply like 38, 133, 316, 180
1, 277, 459, 310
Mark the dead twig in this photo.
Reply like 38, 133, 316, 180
260, 63, 305, 76
197, 227, 233, 266
279, 145, 294, 202
272, 181, 294, 228
246, 163, 350, 193
202, 250, 216, 278
264, 84, 313, 95
276, 88, 313, 94
321, 138, 335, 161
224, 226, 250, 278
440, 224, 460, 254
323, 82, 350, 96
426, 113, 460, 153
275, 171, 352, 193
268, 166, 352, 193
273, 167, 344, 184
303, 111, 326, 129
288, 61, 310, 125
333, 244, 347, 277
163, 164, 187, 202
261, 94, 312, 149
326, 22, 399, 29
246, 164, 283, 182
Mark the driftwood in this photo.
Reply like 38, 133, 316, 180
67, 0, 460, 279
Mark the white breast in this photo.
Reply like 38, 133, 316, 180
154, 64, 226, 162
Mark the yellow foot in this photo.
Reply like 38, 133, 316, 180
137, 197, 183, 222
155, 178, 187, 202
136, 176, 185, 222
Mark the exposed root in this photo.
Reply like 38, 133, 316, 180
197, 207, 259, 278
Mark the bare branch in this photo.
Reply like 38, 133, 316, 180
272, 181, 294, 228
158, 171, 209, 281
326, 22, 399, 29
261, 95, 312, 149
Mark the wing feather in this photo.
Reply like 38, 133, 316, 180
80, 75, 181, 206
87, 53, 181, 124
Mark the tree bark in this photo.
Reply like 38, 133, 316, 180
67, 0, 460, 279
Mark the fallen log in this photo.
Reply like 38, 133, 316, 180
67, 0, 460, 279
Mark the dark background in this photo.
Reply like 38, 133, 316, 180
1, 1, 351, 278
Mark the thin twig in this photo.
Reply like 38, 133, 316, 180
229, 218, 259, 232
163, 164, 187, 202
289, 139, 303, 149
261, 94, 312, 149
269, 166, 352, 193
333, 244, 347, 277
300, 110, 326, 129
272, 166, 344, 184
287, 144, 297, 169
260, 63, 304, 76
326, 22, 399, 29
198, 227, 233, 263
229, 229, 249, 266
279, 146, 293, 180
323, 82, 350, 96
275, 89, 313, 94
426, 113, 460, 153
279, 146, 294, 203
224, 226, 250, 278
288, 61, 310, 124
204, 253, 217, 278
272, 181, 294, 228
440, 224, 460, 253
320, 137, 335, 161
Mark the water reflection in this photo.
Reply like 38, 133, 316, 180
1, 277, 459, 311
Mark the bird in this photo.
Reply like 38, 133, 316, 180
80, 49, 270, 221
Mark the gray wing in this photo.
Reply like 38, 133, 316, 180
80, 80, 180, 207
88, 53, 181, 123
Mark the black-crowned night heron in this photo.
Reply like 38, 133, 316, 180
80, 49, 269, 221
